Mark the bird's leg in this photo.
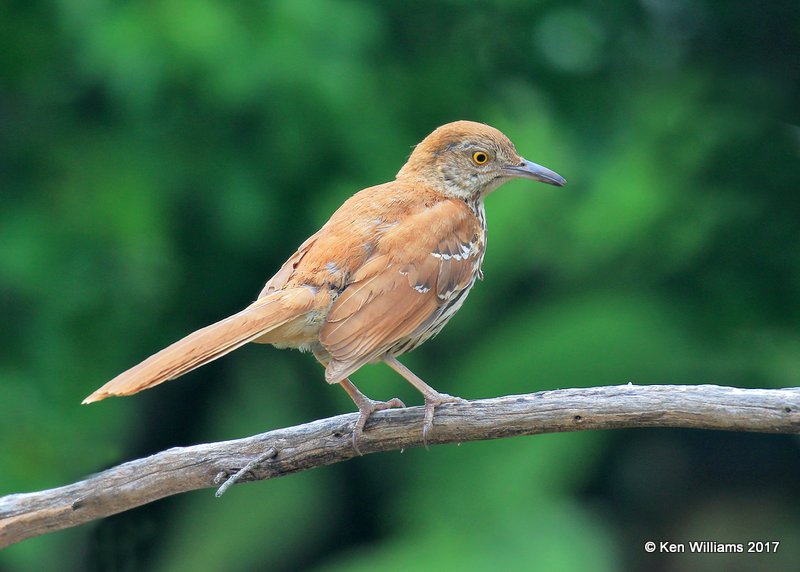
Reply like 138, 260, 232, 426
313, 352, 405, 453
338, 378, 405, 455
382, 354, 467, 447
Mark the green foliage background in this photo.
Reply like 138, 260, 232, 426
2, 1, 799, 570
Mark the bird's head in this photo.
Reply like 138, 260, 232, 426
397, 120, 565, 201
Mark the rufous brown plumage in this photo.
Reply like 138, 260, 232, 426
83, 120, 566, 451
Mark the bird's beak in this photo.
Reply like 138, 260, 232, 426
503, 158, 566, 187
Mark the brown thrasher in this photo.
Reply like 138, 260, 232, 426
83, 121, 565, 451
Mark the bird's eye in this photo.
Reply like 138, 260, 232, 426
472, 151, 489, 165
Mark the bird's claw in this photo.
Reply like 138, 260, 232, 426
421, 393, 468, 449
352, 396, 406, 455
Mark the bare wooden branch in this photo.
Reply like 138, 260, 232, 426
2, 384, 799, 548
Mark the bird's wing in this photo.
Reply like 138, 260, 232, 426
320, 199, 482, 382
259, 232, 321, 297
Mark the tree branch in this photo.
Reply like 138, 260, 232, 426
2, 384, 799, 548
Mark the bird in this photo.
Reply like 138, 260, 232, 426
82, 120, 565, 452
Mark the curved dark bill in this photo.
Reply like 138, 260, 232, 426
503, 158, 566, 187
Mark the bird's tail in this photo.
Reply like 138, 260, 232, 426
82, 288, 316, 404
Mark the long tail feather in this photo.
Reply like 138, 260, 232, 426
82, 288, 315, 404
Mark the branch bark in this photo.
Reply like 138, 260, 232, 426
2, 384, 799, 548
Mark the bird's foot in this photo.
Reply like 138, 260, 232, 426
422, 393, 468, 449
352, 396, 406, 455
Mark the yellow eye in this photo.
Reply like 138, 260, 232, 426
472, 151, 489, 165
